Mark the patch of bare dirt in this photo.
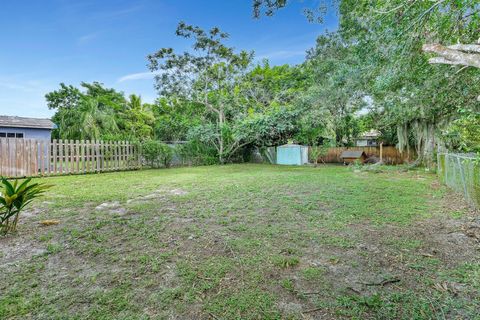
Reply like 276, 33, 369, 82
170, 188, 188, 196
22, 207, 44, 219
95, 201, 127, 215
0, 237, 46, 267
127, 188, 188, 204
95, 201, 120, 210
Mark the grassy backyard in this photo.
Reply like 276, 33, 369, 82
0, 164, 479, 319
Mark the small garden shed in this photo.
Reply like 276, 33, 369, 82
340, 150, 367, 164
276, 144, 308, 165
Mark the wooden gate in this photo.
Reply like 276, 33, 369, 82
0, 138, 141, 178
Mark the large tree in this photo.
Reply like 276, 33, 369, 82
46, 82, 155, 141
251, 0, 480, 160
338, 0, 480, 160
148, 22, 254, 163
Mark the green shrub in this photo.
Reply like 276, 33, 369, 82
0, 177, 52, 235
142, 140, 174, 168
176, 140, 218, 166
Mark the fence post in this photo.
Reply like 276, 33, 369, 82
137, 142, 142, 169
456, 156, 469, 202
95, 140, 100, 173
15, 138, 22, 177
126, 141, 131, 169
75, 140, 79, 174
39, 140, 44, 176
115, 140, 120, 170
380, 142, 383, 163
0, 138, 4, 177
32, 139, 38, 176
99, 140, 104, 172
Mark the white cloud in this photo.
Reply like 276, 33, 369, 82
117, 71, 161, 83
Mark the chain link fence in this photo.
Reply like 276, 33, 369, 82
437, 153, 480, 209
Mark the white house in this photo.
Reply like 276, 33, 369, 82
355, 129, 380, 147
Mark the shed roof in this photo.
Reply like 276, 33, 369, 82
0, 115, 55, 130
278, 144, 305, 148
341, 150, 367, 159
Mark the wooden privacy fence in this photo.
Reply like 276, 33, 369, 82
0, 138, 141, 178
319, 146, 414, 164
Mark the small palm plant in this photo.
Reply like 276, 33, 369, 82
0, 177, 52, 235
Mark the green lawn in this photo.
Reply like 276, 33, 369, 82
1, 164, 479, 319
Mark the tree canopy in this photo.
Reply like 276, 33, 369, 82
46, 82, 155, 141
45, 1, 479, 164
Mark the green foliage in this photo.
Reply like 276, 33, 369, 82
47, 1, 480, 163
272, 255, 300, 268
351, 159, 363, 171
241, 62, 309, 111
444, 109, 480, 153
308, 143, 331, 166
153, 98, 203, 142
176, 141, 219, 166
301, 267, 323, 280
0, 178, 51, 235
142, 140, 174, 168
335, 0, 480, 159
252, 0, 332, 23
259, 147, 276, 164
237, 106, 300, 147
254, 1, 480, 160
148, 22, 255, 164
46, 83, 155, 142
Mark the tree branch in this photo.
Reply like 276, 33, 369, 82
423, 43, 480, 68
428, 57, 465, 66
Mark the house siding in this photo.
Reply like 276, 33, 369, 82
0, 127, 52, 140
356, 139, 377, 147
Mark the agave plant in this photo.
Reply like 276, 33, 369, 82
0, 177, 52, 235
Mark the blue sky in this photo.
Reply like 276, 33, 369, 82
0, 0, 338, 118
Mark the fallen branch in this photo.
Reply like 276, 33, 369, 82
346, 286, 362, 294
302, 307, 323, 314
361, 277, 401, 286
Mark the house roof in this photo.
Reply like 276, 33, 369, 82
0, 116, 55, 130
341, 150, 367, 158
358, 129, 381, 139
